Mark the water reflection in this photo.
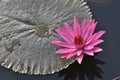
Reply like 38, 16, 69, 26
58, 55, 105, 80
113, 76, 120, 80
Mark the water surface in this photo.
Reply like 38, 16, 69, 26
0, 0, 120, 80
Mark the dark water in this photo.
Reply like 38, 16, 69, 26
0, 0, 120, 80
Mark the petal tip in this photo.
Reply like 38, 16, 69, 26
77, 54, 84, 64
61, 56, 66, 58
55, 50, 62, 54
74, 16, 79, 22
77, 59, 82, 64
74, 16, 77, 19
99, 30, 106, 35
50, 40, 55, 44
102, 30, 106, 33
94, 47, 103, 52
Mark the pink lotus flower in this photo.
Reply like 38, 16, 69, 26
51, 16, 106, 64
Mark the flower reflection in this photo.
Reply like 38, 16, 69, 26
58, 55, 105, 80
113, 76, 120, 80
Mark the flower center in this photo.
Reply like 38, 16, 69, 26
74, 35, 84, 48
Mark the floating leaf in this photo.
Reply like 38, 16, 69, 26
0, 0, 92, 75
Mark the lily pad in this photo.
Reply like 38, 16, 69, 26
0, 0, 92, 75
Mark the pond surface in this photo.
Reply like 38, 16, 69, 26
0, 0, 120, 80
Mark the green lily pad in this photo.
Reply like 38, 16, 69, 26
0, 0, 92, 75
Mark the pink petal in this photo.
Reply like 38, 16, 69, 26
93, 47, 103, 52
82, 19, 93, 38
82, 26, 89, 40
50, 40, 75, 48
85, 21, 97, 40
86, 30, 106, 45
66, 52, 77, 59
89, 19, 95, 26
88, 22, 97, 36
74, 16, 81, 35
55, 48, 76, 54
92, 30, 106, 41
55, 29, 73, 43
61, 54, 68, 58
61, 52, 76, 59
76, 50, 82, 56
84, 50, 94, 56
81, 19, 95, 39
61, 56, 66, 58
77, 54, 84, 64
84, 46, 94, 50
82, 20, 95, 40
90, 39, 104, 46
64, 22, 75, 38
81, 18, 87, 29
81, 18, 87, 37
